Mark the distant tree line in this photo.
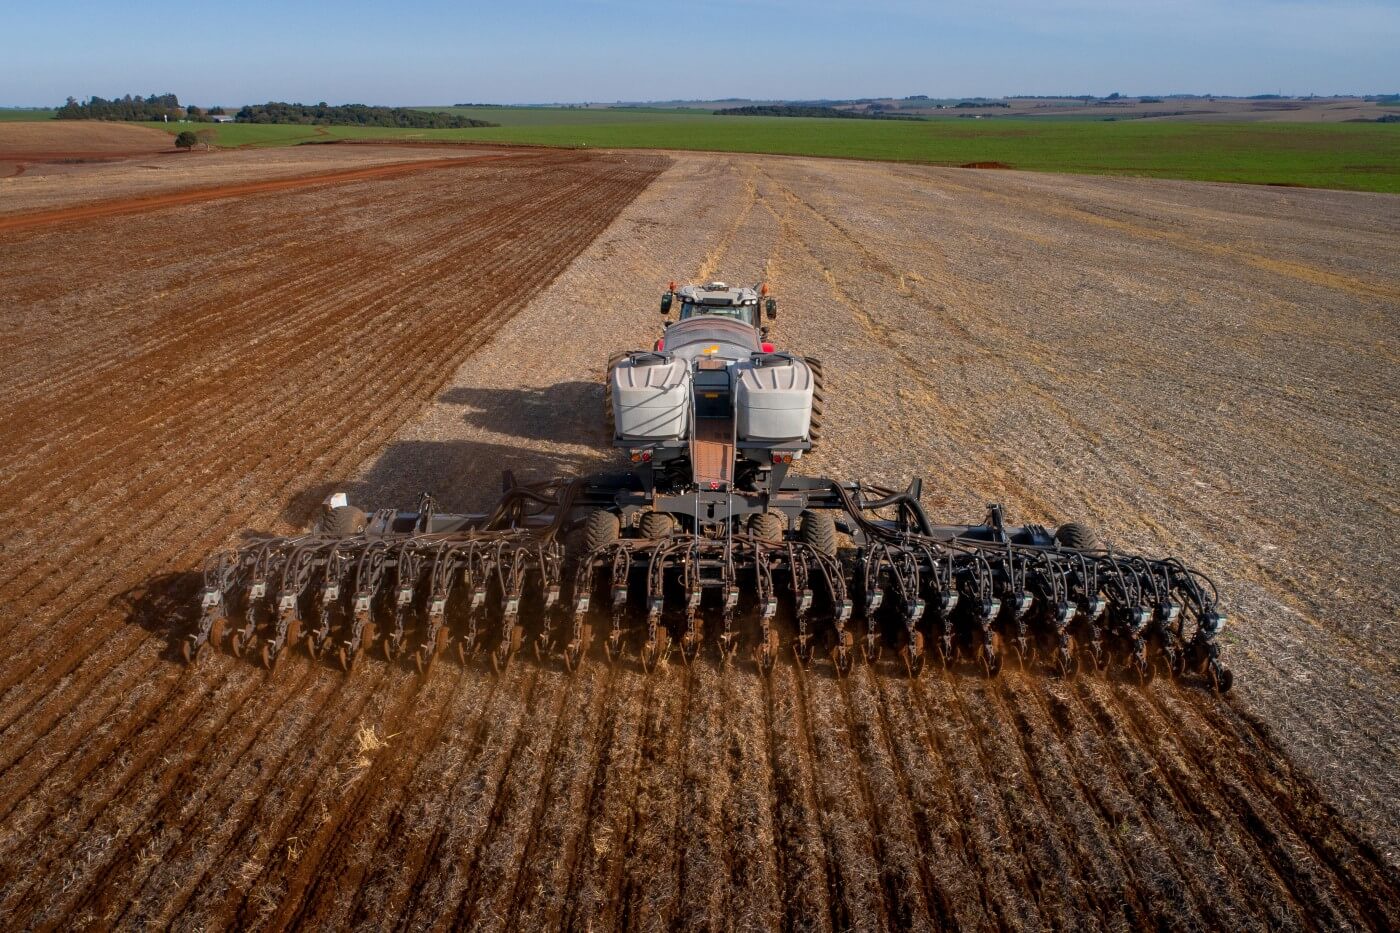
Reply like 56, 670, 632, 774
56, 94, 185, 121
235, 102, 497, 128
55, 95, 230, 121
714, 105, 919, 120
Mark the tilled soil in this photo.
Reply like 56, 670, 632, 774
0, 134, 518, 212
0, 121, 173, 179
0, 148, 1396, 930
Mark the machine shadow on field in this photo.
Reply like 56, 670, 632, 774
114, 571, 204, 664
437, 381, 603, 447
282, 431, 620, 526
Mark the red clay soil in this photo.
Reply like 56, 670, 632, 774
0, 154, 532, 232
0, 122, 175, 179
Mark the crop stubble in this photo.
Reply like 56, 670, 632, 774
0, 147, 1397, 930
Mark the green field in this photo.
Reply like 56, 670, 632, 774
0, 108, 56, 121
97, 108, 1400, 193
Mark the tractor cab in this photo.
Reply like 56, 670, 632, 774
661, 281, 777, 331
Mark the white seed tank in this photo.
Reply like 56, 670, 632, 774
734, 355, 814, 443
611, 355, 690, 441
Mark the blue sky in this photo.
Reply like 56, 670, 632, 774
3, 0, 1397, 106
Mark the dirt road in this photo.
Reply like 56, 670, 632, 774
0, 148, 1395, 929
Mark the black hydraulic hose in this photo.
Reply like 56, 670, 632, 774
827, 480, 936, 538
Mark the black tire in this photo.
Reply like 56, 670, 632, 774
583, 509, 621, 552
1054, 521, 1099, 551
798, 510, 837, 559
637, 511, 674, 540
318, 505, 366, 536
747, 511, 784, 544
806, 356, 824, 449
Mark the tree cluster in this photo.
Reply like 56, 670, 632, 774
56, 94, 185, 121
234, 102, 497, 128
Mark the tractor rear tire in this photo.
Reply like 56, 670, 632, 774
637, 511, 674, 540
1054, 521, 1099, 551
799, 510, 837, 559
583, 509, 622, 552
806, 356, 825, 450
318, 505, 366, 536
747, 512, 785, 544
